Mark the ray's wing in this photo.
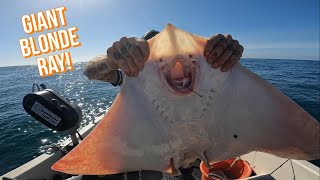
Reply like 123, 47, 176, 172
52, 78, 174, 175
231, 64, 320, 160
198, 61, 320, 162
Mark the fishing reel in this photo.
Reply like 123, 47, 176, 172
23, 84, 82, 146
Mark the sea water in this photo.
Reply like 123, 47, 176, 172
0, 59, 319, 174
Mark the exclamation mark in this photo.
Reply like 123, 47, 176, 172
65, 51, 74, 71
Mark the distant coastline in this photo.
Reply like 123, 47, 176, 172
243, 58, 320, 62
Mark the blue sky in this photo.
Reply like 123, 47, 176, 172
0, 0, 319, 67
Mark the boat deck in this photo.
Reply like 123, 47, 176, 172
1, 116, 319, 180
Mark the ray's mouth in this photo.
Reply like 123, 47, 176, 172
161, 56, 196, 94
166, 62, 192, 89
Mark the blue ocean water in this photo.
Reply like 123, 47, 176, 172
0, 59, 319, 175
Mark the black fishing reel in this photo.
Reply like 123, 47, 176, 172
23, 84, 82, 146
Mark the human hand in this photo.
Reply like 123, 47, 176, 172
203, 34, 244, 72
107, 37, 150, 77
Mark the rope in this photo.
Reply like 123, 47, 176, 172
270, 159, 290, 175
76, 130, 83, 140
290, 159, 296, 180
226, 157, 240, 171
252, 151, 257, 168
32, 83, 40, 92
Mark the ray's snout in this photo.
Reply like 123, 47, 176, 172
161, 55, 197, 95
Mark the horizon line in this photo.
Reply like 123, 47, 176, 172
0, 57, 319, 68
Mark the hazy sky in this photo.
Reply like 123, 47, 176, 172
0, 0, 319, 67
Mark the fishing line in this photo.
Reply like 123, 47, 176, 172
187, 87, 203, 97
